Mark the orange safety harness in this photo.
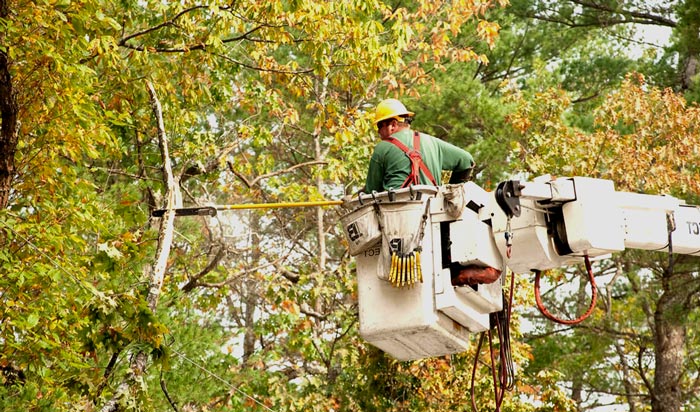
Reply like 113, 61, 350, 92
386, 131, 437, 187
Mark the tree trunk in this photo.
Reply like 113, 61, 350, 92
0, 0, 18, 210
242, 214, 261, 362
651, 267, 689, 412
652, 317, 685, 412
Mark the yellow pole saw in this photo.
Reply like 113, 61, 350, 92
151, 200, 343, 217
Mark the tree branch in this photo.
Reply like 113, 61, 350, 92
638, 345, 654, 395
160, 369, 179, 412
300, 303, 326, 320
100, 80, 177, 412
180, 244, 227, 293
118, 5, 210, 46
213, 52, 314, 74
274, 262, 300, 284
569, 0, 676, 27
521, 1, 676, 29
227, 159, 328, 188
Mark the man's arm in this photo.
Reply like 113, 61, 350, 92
436, 138, 475, 182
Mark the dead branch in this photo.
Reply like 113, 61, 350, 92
180, 245, 227, 293
227, 159, 327, 188
100, 80, 177, 412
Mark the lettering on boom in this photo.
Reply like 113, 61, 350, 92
687, 221, 700, 235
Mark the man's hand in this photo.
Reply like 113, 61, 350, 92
448, 167, 474, 184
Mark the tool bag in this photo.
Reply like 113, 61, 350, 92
374, 198, 431, 287
340, 202, 383, 256
340, 196, 431, 287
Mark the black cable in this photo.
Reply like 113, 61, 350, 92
667, 212, 675, 276
470, 270, 517, 412
470, 332, 486, 412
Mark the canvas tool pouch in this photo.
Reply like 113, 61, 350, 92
340, 202, 382, 256
375, 199, 430, 282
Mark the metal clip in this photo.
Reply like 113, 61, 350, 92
666, 211, 676, 233
505, 218, 513, 258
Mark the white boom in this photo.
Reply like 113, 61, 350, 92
340, 176, 700, 361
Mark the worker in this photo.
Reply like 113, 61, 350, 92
361, 99, 497, 287
363, 98, 475, 193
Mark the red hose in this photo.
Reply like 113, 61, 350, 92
534, 255, 597, 325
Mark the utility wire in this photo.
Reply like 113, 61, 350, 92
0, 220, 279, 412
0, 218, 90, 291
172, 349, 278, 412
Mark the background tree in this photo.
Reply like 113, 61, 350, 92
4, 0, 700, 411
445, 1, 700, 410
507, 74, 700, 412
2, 0, 552, 411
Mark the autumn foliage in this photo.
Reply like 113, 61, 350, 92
508, 73, 700, 196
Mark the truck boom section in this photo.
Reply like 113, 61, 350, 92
492, 176, 700, 273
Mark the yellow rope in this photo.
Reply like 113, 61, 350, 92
216, 200, 342, 210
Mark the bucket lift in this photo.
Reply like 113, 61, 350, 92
341, 183, 504, 361
341, 176, 700, 361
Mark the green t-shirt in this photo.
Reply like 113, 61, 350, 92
364, 129, 474, 192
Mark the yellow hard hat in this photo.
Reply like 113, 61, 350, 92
373, 98, 414, 125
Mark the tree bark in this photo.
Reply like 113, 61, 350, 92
651, 271, 689, 412
0, 0, 18, 210
242, 214, 261, 363
146, 80, 178, 311
652, 313, 685, 412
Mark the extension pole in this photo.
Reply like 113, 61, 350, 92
151, 200, 343, 217
218, 200, 343, 210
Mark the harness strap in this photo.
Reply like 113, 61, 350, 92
387, 132, 437, 187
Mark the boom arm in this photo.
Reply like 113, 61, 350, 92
490, 175, 700, 273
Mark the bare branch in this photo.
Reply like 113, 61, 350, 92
191, 260, 279, 289
227, 159, 328, 188
213, 52, 314, 74
521, 1, 676, 29
180, 244, 228, 293
180, 139, 240, 184
118, 5, 209, 46
94, 350, 121, 399
569, 0, 676, 27
160, 369, 179, 412
300, 303, 326, 320
274, 262, 300, 284
101, 80, 177, 412
638, 346, 654, 395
